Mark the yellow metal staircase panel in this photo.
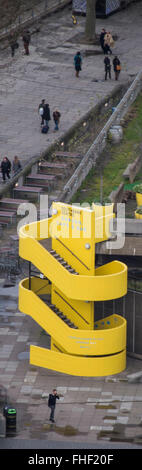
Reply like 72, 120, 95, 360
19, 235, 127, 301
19, 202, 127, 376
19, 279, 126, 357
30, 345, 126, 377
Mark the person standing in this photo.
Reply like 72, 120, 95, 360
8, 31, 19, 58
1, 156, 11, 182
48, 389, 60, 423
12, 156, 22, 176
113, 56, 121, 80
53, 109, 61, 131
38, 99, 45, 126
43, 103, 51, 128
104, 56, 111, 80
74, 51, 82, 77
22, 30, 31, 55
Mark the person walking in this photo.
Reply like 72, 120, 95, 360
12, 156, 22, 176
1, 156, 11, 182
53, 109, 61, 131
100, 28, 106, 54
48, 389, 60, 423
74, 51, 82, 77
38, 99, 45, 126
113, 56, 121, 80
43, 103, 51, 128
104, 56, 111, 80
22, 30, 31, 55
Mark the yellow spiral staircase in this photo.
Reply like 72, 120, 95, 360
19, 202, 127, 377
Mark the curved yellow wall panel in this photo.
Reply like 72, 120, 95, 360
19, 202, 127, 377
30, 345, 126, 377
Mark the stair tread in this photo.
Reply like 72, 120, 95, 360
39, 294, 78, 329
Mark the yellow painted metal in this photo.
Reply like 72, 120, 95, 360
136, 192, 142, 207
30, 345, 126, 377
135, 210, 142, 219
19, 201, 127, 377
92, 203, 114, 242
19, 280, 126, 356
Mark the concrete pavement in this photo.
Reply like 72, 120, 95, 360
1, 2, 142, 448
0, 2, 141, 169
0, 282, 142, 447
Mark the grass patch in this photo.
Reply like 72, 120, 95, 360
71, 92, 142, 205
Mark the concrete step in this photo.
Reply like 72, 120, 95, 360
13, 186, 43, 201
0, 211, 16, 223
0, 198, 28, 211
26, 173, 57, 190
38, 161, 71, 176
54, 151, 82, 160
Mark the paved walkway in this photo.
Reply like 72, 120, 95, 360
0, 281, 142, 448
1, 3, 142, 448
0, 2, 142, 171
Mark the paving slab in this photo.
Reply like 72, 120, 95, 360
0, 2, 141, 173
1, 3, 142, 448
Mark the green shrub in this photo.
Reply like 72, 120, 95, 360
133, 183, 142, 193
136, 206, 142, 214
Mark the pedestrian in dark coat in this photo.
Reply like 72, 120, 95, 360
74, 51, 82, 77
53, 109, 61, 131
104, 56, 111, 80
22, 30, 31, 55
43, 103, 51, 128
48, 389, 60, 423
8, 31, 19, 57
1, 156, 11, 182
113, 56, 121, 80
100, 28, 106, 54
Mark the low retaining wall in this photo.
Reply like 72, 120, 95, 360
62, 69, 142, 203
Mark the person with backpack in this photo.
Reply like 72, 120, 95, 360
113, 56, 121, 81
74, 51, 82, 77
104, 56, 111, 80
48, 389, 60, 423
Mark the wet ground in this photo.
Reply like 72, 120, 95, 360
1, 2, 142, 450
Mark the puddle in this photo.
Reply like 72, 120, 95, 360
42, 424, 86, 437
29, 423, 87, 438
96, 404, 117, 410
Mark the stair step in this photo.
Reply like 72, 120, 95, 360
49, 250, 78, 274
39, 294, 78, 329
0, 198, 27, 211
55, 151, 82, 159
